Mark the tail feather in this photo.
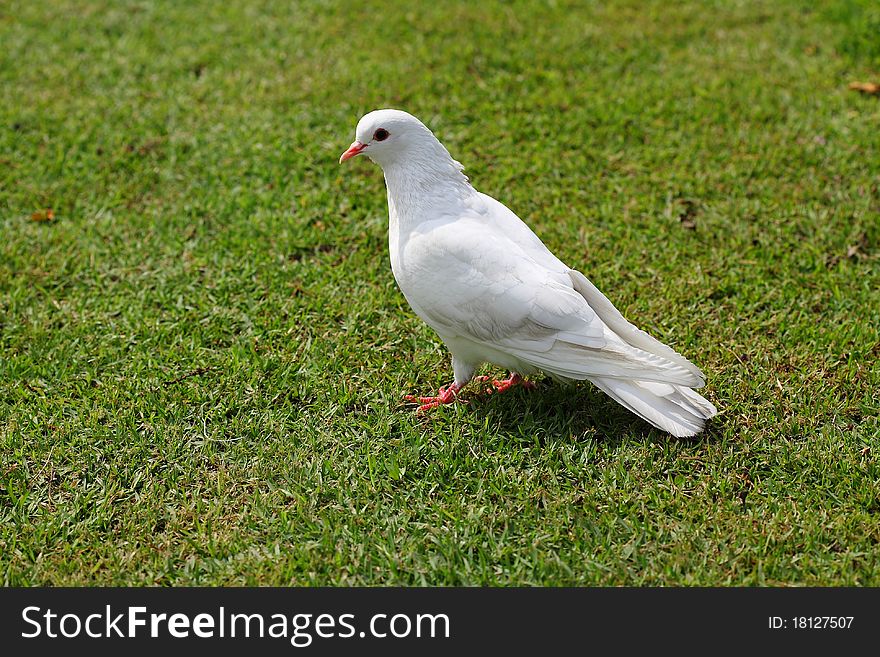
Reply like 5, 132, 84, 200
591, 376, 717, 437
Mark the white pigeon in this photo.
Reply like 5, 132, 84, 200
339, 109, 717, 437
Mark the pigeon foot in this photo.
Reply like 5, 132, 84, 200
474, 373, 536, 394
404, 382, 463, 412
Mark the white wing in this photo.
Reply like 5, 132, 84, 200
397, 204, 702, 387
399, 215, 604, 350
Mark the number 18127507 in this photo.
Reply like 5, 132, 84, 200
768, 616, 854, 630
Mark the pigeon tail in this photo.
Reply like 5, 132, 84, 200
589, 376, 717, 437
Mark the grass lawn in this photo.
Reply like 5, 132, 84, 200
1, 0, 878, 585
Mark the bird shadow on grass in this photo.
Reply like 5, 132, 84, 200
467, 379, 720, 449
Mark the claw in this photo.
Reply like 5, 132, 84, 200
479, 373, 535, 394
404, 382, 462, 412
404, 374, 535, 412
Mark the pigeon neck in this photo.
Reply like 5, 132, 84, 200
380, 145, 473, 225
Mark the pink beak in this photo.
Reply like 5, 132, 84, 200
339, 140, 366, 163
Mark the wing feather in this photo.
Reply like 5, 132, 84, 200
397, 201, 705, 388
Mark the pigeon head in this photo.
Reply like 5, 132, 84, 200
339, 109, 459, 172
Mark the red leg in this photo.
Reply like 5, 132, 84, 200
404, 382, 463, 412
480, 372, 537, 394
404, 374, 535, 412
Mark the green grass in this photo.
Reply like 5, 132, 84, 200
1, 0, 878, 586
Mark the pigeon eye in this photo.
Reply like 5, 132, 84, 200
373, 128, 390, 142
